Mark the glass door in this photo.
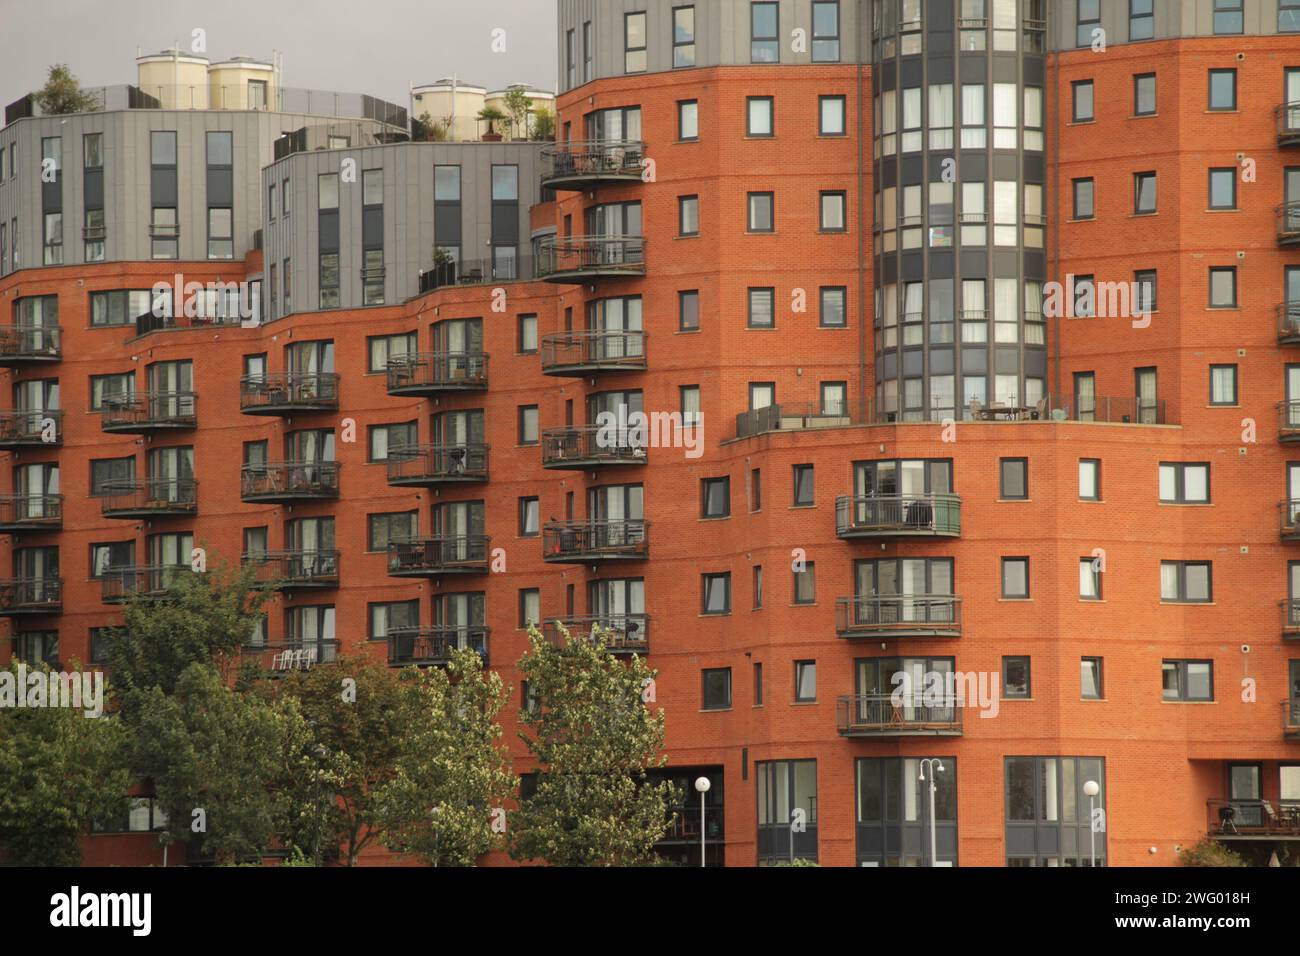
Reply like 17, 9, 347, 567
1228, 764, 1263, 828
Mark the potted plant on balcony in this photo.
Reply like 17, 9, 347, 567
478, 105, 507, 141
503, 86, 533, 141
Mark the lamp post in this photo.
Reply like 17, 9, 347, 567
693, 776, 711, 868
918, 758, 945, 867
1083, 779, 1100, 867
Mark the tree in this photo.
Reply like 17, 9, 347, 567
502, 86, 533, 139
1179, 838, 1248, 867
510, 625, 678, 866
0, 664, 131, 865
477, 105, 508, 138
130, 663, 312, 865
34, 64, 100, 115
376, 649, 515, 866
270, 656, 408, 866
417, 111, 453, 142
530, 107, 556, 142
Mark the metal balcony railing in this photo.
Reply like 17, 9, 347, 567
1278, 202, 1300, 245
241, 640, 341, 674
542, 614, 650, 655
242, 550, 340, 589
541, 140, 646, 189
536, 236, 645, 282
240, 462, 339, 501
386, 444, 488, 484
1279, 303, 1300, 345
540, 330, 647, 375
0, 410, 62, 446
101, 478, 197, 517
385, 352, 488, 394
836, 694, 964, 736
1288, 698, 1300, 739
835, 494, 962, 538
1283, 600, 1300, 638
239, 372, 339, 414
387, 535, 490, 575
835, 595, 962, 638
1279, 401, 1300, 441
0, 494, 62, 531
100, 391, 197, 432
1276, 102, 1300, 146
0, 577, 62, 615
387, 626, 489, 667
101, 565, 191, 603
543, 520, 648, 561
541, 426, 647, 469
417, 256, 531, 293
1208, 798, 1300, 837
0, 325, 61, 364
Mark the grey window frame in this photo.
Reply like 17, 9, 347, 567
1209, 364, 1238, 406
703, 667, 732, 709
793, 563, 816, 606
1072, 178, 1094, 219
793, 464, 815, 506
1001, 556, 1030, 599
1160, 560, 1213, 603
1134, 171, 1157, 214
1129, 0, 1154, 40
1213, 0, 1243, 35
746, 96, 774, 137
794, 660, 817, 701
1209, 266, 1237, 307
1134, 73, 1156, 116
702, 572, 732, 615
1002, 656, 1031, 698
1162, 659, 1215, 701
702, 476, 731, 518
1082, 657, 1104, 699
1071, 80, 1094, 122
1208, 167, 1236, 210
1000, 457, 1028, 500
1209, 69, 1237, 111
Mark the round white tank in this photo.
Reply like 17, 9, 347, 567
208, 57, 276, 111
136, 50, 210, 109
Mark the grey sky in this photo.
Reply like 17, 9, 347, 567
0, 0, 558, 105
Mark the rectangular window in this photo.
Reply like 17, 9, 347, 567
1209, 267, 1237, 307
1134, 73, 1156, 116
703, 668, 732, 709
754, 661, 764, 704
367, 512, 417, 552
362, 169, 383, 205
519, 589, 541, 628
1081, 658, 1104, 699
820, 95, 846, 135
747, 97, 774, 137
702, 573, 731, 614
1284, 0, 1300, 31
1213, 0, 1243, 35
680, 385, 702, 427
794, 661, 817, 701
207, 207, 233, 259
679, 195, 700, 236
1209, 364, 1238, 405
519, 497, 540, 537
1162, 660, 1214, 700
1209, 69, 1237, 111
1003, 656, 1031, 698
367, 332, 416, 372
1002, 557, 1029, 599
518, 406, 539, 445
90, 541, 135, 579
793, 465, 815, 506
753, 565, 764, 609
89, 372, 135, 410
1072, 80, 1094, 122
1160, 561, 1212, 602
673, 5, 696, 68
1079, 557, 1101, 600
748, 287, 775, 328
678, 100, 699, 140
625, 12, 648, 73
820, 287, 847, 328
369, 599, 418, 640
1130, 0, 1154, 40
702, 477, 731, 518
679, 290, 700, 331
1000, 458, 1028, 499
1208, 168, 1236, 210
1072, 178, 1094, 220
367, 421, 417, 462
1079, 459, 1101, 500
751, 467, 762, 511
820, 191, 847, 232
812, 1, 841, 61
751, 2, 780, 63
748, 190, 773, 230
793, 564, 816, 605
518, 314, 538, 353
1135, 269, 1157, 313
90, 457, 135, 496
1134, 172, 1157, 214
1159, 462, 1210, 504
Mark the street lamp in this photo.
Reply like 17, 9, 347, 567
1083, 779, 1100, 868
693, 776, 711, 868
918, 759, 945, 867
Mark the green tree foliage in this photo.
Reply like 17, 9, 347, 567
34, 64, 100, 115
376, 649, 515, 866
510, 625, 678, 866
0, 664, 131, 865
1179, 838, 1248, 867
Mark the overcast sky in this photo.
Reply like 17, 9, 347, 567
0, 0, 558, 104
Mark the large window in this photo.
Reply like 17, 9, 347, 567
1159, 463, 1209, 504
701, 477, 730, 518
625, 12, 647, 73
751, 2, 780, 63
702, 667, 732, 710
1213, 0, 1243, 35
1005, 757, 1106, 866
856, 757, 957, 866
1072, 80, 1094, 122
1160, 561, 1212, 603
1134, 73, 1156, 116
702, 572, 731, 614
1076, 0, 1101, 47
673, 6, 696, 68
757, 759, 818, 864
812, 1, 841, 62
1209, 69, 1237, 111
1162, 660, 1214, 701
1284, 0, 1300, 32
1129, 0, 1154, 40
747, 96, 774, 137
820, 95, 846, 136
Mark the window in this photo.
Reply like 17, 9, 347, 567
369, 600, 418, 641
89, 372, 135, 410
367, 332, 415, 372
368, 422, 417, 461
90, 457, 135, 496
1134, 172, 1157, 214
519, 589, 541, 628
812, 1, 841, 61
750, 382, 775, 410
565, 28, 576, 89
819, 96, 846, 136
368, 512, 417, 552
1003, 657, 1031, 698
517, 314, 538, 353
1213, 0, 1243, 35
678, 100, 699, 140
1209, 364, 1238, 405
748, 287, 775, 328
1134, 74, 1156, 116
753, 565, 764, 609
820, 191, 846, 232
90, 541, 134, 579
793, 563, 816, 605
703, 668, 732, 709
1072, 80, 1094, 122
1208, 168, 1236, 210
673, 6, 696, 68
1209, 69, 1237, 111
757, 759, 818, 864
1005, 757, 1106, 866
268, 182, 277, 219
1079, 459, 1100, 500
518, 406, 539, 445
794, 661, 816, 701
1160, 561, 1212, 603
751, 2, 779, 63
747, 97, 774, 137
751, 467, 762, 511
1002, 557, 1029, 599
1162, 660, 1214, 700
820, 287, 847, 327
1135, 270, 1157, 313
1284, 0, 1300, 31
679, 195, 700, 236
679, 290, 700, 331
625, 11, 647, 73
519, 497, 540, 537
702, 573, 731, 614
1130, 0, 1154, 39
793, 465, 815, 506
702, 477, 730, 518
1209, 267, 1237, 307
90, 290, 157, 328
1159, 462, 1209, 504
1000, 458, 1028, 500
754, 661, 764, 704
207, 208, 233, 259
1072, 178, 1094, 220
1079, 557, 1102, 600
1082, 658, 1104, 699
491, 165, 518, 202
42, 212, 63, 265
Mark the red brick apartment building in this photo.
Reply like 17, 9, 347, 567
1, 0, 1300, 866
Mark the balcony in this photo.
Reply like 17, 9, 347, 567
387, 535, 490, 577
536, 236, 645, 283
240, 462, 339, 503
101, 565, 192, 604
100, 391, 197, 433
0, 578, 62, 616
540, 331, 647, 377
835, 494, 961, 539
541, 140, 645, 191
242, 550, 340, 590
1280, 303, 1300, 346
1282, 501, 1300, 540
417, 257, 530, 294
1279, 402, 1300, 443
836, 694, 964, 737
0, 494, 62, 533
1288, 698, 1300, 740
1277, 102, 1300, 147
1284, 600, 1300, 639
543, 520, 648, 563
0, 325, 61, 366
542, 426, 647, 470
239, 372, 339, 416
1209, 799, 1300, 840
386, 352, 488, 396
0, 410, 62, 448
101, 479, 197, 519
1278, 202, 1300, 246
836, 595, 962, 639
387, 626, 488, 667
734, 401, 859, 440
542, 615, 650, 655
241, 640, 340, 675
386, 444, 488, 486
